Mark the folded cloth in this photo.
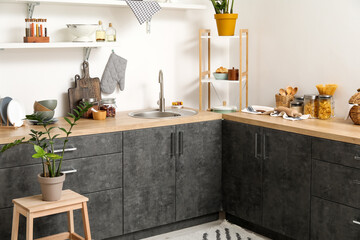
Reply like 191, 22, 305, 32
270, 112, 310, 121
101, 52, 127, 94
126, 0, 161, 25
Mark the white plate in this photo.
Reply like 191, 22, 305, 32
7, 100, 25, 127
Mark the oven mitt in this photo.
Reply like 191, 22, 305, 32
101, 52, 127, 94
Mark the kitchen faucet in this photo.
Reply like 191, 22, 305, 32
158, 70, 165, 112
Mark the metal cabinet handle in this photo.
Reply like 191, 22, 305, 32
178, 131, 184, 156
352, 180, 360, 185
354, 156, 360, 160
353, 220, 360, 225
53, 147, 77, 153
263, 134, 268, 159
61, 168, 77, 174
170, 132, 175, 157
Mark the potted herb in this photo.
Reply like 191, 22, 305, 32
210, 0, 238, 36
0, 102, 91, 201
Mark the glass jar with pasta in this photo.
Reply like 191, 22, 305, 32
304, 94, 318, 118
318, 95, 332, 120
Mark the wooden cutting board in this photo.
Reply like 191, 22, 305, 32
68, 61, 101, 114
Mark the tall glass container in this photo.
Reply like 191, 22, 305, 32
318, 95, 332, 120
304, 94, 318, 118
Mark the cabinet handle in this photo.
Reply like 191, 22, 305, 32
171, 132, 175, 157
354, 156, 360, 160
352, 180, 360, 185
178, 131, 184, 156
53, 147, 77, 153
61, 168, 77, 174
263, 134, 268, 159
255, 133, 259, 158
353, 220, 360, 225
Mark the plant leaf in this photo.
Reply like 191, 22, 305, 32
34, 145, 46, 155
46, 153, 62, 159
32, 153, 43, 158
59, 127, 68, 134
64, 117, 72, 125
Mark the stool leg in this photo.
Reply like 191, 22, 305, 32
67, 210, 74, 233
26, 213, 33, 240
11, 205, 20, 240
81, 202, 92, 240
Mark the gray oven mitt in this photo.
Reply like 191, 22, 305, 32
101, 52, 127, 94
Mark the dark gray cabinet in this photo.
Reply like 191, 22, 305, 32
222, 121, 263, 225
222, 121, 311, 240
311, 197, 360, 240
123, 126, 176, 234
176, 120, 222, 221
262, 128, 311, 240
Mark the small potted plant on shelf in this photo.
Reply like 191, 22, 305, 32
0, 102, 91, 201
210, 0, 238, 36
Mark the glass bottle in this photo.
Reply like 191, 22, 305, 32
100, 98, 117, 117
106, 23, 116, 42
318, 95, 332, 120
96, 20, 106, 42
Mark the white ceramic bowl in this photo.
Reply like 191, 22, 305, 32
67, 24, 98, 42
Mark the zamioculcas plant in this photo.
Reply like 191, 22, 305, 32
210, 0, 235, 14
1, 102, 92, 178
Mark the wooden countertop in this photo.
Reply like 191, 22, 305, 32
223, 112, 360, 145
0, 110, 222, 145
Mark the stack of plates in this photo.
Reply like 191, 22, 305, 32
0, 97, 25, 127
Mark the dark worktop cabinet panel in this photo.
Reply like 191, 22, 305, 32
311, 197, 360, 240
262, 128, 311, 240
123, 126, 176, 234
312, 159, 360, 209
176, 120, 222, 221
222, 120, 263, 225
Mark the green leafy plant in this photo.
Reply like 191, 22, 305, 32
1, 102, 92, 178
210, 0, 235, 14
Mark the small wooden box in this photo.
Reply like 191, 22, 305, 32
23, 37, 50, 43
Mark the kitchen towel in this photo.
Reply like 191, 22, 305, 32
125, 0, 161, 25
101, 52, 127, 94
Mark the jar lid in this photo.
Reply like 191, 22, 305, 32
319, 95, 332, 99
290, 101, 303, 106
101, 98, 116, 104
304, 94, 318, 100
294, 96, 304, 101
82, 98, 97, 103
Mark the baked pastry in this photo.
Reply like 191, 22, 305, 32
216, 67, 228, 73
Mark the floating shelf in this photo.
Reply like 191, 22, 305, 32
9, 0, 207, 10
0, 42, 119, 50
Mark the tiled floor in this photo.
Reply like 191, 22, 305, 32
143, 220, 270, 240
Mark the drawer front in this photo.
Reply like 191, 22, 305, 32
312, 138, 360, 169
0, 153, 122, 209
0, 188, 123, 240
312, 160, 360, 209
311, 197, 360, 240
54, 132, 122, 160
0, 132, 122, 168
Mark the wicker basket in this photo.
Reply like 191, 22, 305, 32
275, 94, 294, 108
349, 105, 360, 125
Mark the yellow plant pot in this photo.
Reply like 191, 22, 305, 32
214, 13, 238, 36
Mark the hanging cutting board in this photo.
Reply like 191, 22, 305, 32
68, 61, 101, 114
78, 61, 101, 101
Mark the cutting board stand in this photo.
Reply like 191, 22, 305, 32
0, 118, 22, 129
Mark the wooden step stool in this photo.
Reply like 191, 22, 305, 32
11, 189, 91, 240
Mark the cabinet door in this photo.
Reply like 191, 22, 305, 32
175, 120, 222, 221
123, 126, 176, 234
262, 128, 311, 240
222, 121, 263, 225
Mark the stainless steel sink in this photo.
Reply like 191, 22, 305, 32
129, 108, 198, 119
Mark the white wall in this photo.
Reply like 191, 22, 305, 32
233, 0, 360, 117
0, 0, 220, 117
2, 0, 359, 118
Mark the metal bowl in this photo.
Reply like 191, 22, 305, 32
66, 24, 98, 42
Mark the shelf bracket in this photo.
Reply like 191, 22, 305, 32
27, 2, 40, 19
83, 47, 92, 62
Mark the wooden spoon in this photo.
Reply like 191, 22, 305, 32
292, 87, 298, 96
286, 86, 293, 96
279, 89, 286, 96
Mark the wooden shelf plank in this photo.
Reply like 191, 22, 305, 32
201, 76, 247, 84
10, 0, 207, 10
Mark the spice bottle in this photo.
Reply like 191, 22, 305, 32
25, 19, 30, 37
290, 101, 304, 114
100, 98, 117, 117
96, 20, 106, 42
44, 19, 48, 37
106, 23, 116, 42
